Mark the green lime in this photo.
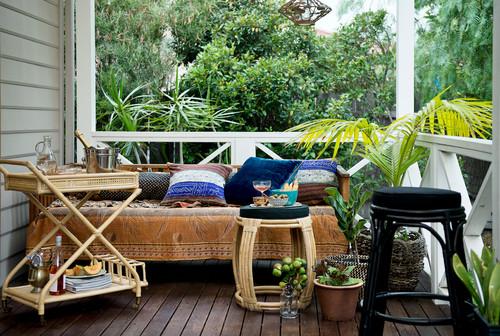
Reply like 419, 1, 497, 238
299, 267, 306, 274
279, 281, 287, 288
273, 263, 282, 270
292, 279, 299, 286
301, 274, 308, 281
272, 269, 282, 277
293, 260, 302, 268
282, 257, 292, 264
282, 264, 290, 272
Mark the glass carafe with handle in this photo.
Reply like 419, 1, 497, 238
35, 135, 57, 175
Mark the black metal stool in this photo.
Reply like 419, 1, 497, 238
360, 187, 471, 336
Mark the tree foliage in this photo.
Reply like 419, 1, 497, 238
95, 0, 174, 130
415, 0, 493, 104
180, 3, 395, 132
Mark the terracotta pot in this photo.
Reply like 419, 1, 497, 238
314, 279, 363, 321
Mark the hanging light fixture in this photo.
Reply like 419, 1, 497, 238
279, 0, 332, 26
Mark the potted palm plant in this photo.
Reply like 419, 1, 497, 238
313, 260, 363, 321
453, 246, 500, 335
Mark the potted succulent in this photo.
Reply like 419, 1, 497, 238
272, 256, 308, 319
313, 260, 363, 321
324, 183, 372, 261
453, 246, 500, 335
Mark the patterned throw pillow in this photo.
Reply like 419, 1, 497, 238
295, 159, 338, 205
224, 157, 301, 206
161, 164, 233, 206
99, 172, 170, 201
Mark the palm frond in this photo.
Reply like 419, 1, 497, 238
363, 140, 426, 187
288, 118, 382, 158
417, 96, 492, 138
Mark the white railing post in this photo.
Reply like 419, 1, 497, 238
421, 146, 447, 294
75, 0, 96, 162
231, 138, 256, 165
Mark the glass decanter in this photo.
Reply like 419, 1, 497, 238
35, 135, 57, 175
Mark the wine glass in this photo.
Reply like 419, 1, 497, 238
253, 180, 272, 197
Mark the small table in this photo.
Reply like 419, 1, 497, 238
0, 160, 148, 323
232, 205, 316, 312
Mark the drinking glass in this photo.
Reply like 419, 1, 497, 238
253, 180, 271, 197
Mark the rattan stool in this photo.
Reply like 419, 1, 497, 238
233, 205, 316, 312
360, 187, 471, 336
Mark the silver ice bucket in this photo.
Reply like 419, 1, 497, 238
85, 147, 119, 173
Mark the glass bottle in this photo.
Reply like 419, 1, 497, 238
35, 135, 57, 175
49, 232, 66, 295
280, 284, 299, 319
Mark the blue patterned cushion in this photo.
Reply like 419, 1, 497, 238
295, 159, 338, 205
224, 157, 301, 205
161, 164, 233, 206
296, 159, 337, 184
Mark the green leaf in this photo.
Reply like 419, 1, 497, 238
452, 254, 482, 308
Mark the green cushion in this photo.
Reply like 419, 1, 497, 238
239, 204, 309, 219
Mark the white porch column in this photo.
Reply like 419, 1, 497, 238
75, 0, 96, 161
398, 1, 421, 187
396, 0, 415, 118
64, 0, 75, 163
492, 0, 500, 260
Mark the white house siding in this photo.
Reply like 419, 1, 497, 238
0, 0, 62, 284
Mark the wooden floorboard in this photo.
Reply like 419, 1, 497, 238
0, 261, 460, 336
160, 282, 205, 336
240, 295, 264, 336
260, 295, 280, 336
200, 283, 233, 336
141, 282, 189, 336
299, 295, 320, 336
181, 283, 220, 336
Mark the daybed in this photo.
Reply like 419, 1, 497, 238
26, 163, 350, 261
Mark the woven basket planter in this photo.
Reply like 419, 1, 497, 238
356, 230, 426, 291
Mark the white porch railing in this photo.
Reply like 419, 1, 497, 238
92, 131, 494, 295
92, 131, 299, 165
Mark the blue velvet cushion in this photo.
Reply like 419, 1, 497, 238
225, 157, 301, 205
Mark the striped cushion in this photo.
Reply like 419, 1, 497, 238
161, 164, 233, 206
296, 159, 337, 205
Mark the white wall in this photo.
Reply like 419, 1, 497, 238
0, 0, 63, 284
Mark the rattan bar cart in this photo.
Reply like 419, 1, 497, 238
0, 160, 148, 324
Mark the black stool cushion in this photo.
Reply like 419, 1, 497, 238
372, 187, 461, 211
239, 205, 309, 219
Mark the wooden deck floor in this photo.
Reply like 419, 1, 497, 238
0, 260, 453, 336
